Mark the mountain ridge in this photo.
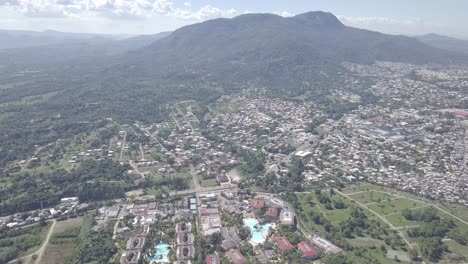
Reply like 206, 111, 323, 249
114, 11, 467, 88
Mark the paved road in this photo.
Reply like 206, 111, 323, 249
8, 220, 56, 264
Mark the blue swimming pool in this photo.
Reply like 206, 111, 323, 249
244, 218, 272, 244
148, 243, 170, 263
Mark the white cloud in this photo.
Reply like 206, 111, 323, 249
173, 5, 238, 20
0, 0, 238, 20
338, 15, 447, 36
275, 11, 293, 17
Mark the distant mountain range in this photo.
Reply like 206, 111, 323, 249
0, 31, 170, 66
416, 33, 468, 56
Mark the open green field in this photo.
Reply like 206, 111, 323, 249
343, 183, 468, 226
348, 190, 396, 205
368, 198, 427, 216
297, 192, 384, 230
338, 183, 468, 263
295, 192, 409, 264
200, 178, 219, 188
40, 217, 84, 264
385, 213, 425, 228
442, 239, 468, 263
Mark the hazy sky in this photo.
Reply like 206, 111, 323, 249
1, 0, 467, 38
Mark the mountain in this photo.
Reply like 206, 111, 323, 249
114, 11, 467, 91
1, 11, 468, 168
416, 33, 468, 55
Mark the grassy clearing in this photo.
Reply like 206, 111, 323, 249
341, 183, 386, 194
199, 177, 218, 188
40, 217, 84, 264
53, 217, 84, 234
385, 213, 425, 228
344, 183, 468, 224
442, 240, 468, 262
368, 198, 426, 216
348, 191, 396, 205
40, 244, 76, 264
348, 237, 385, 247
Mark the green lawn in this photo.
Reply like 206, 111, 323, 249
196, 175, 219, 187
385, 213, 425, 228
348, 237, 385, 247
443, 239, 468, 262
349, 191, 396, 205
368, 198, 426, 216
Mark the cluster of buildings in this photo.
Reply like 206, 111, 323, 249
297, 105, 468, 205
1, 197, 87, 229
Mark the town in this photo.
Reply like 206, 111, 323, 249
1, 61, 468, 264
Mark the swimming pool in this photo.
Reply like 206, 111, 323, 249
148, 243, 170, 263
244, 218, 272, 244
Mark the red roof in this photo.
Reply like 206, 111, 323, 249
454, 110, 468, 117
206, 254, 220, 264
225, 249, 247, 264
297, 241, 318, 258
199, 207, 207, 215
265, 207, 279, 218
252, 199, 265, 209
274, 237, 294, 251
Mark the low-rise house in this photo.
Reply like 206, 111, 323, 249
205, 254, 220, 264
297, 241, 319, 259
309, 234, 343, 254
252, 199, 265, 209
279, 210, 294, 225
225, 249, 247, 264
274, 237, 294, 251
177, 245, 195, 260
265, 207, 279, 219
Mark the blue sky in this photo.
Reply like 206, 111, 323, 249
1, 0, 467, 38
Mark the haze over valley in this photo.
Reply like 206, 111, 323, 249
1, 7, 468, 264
